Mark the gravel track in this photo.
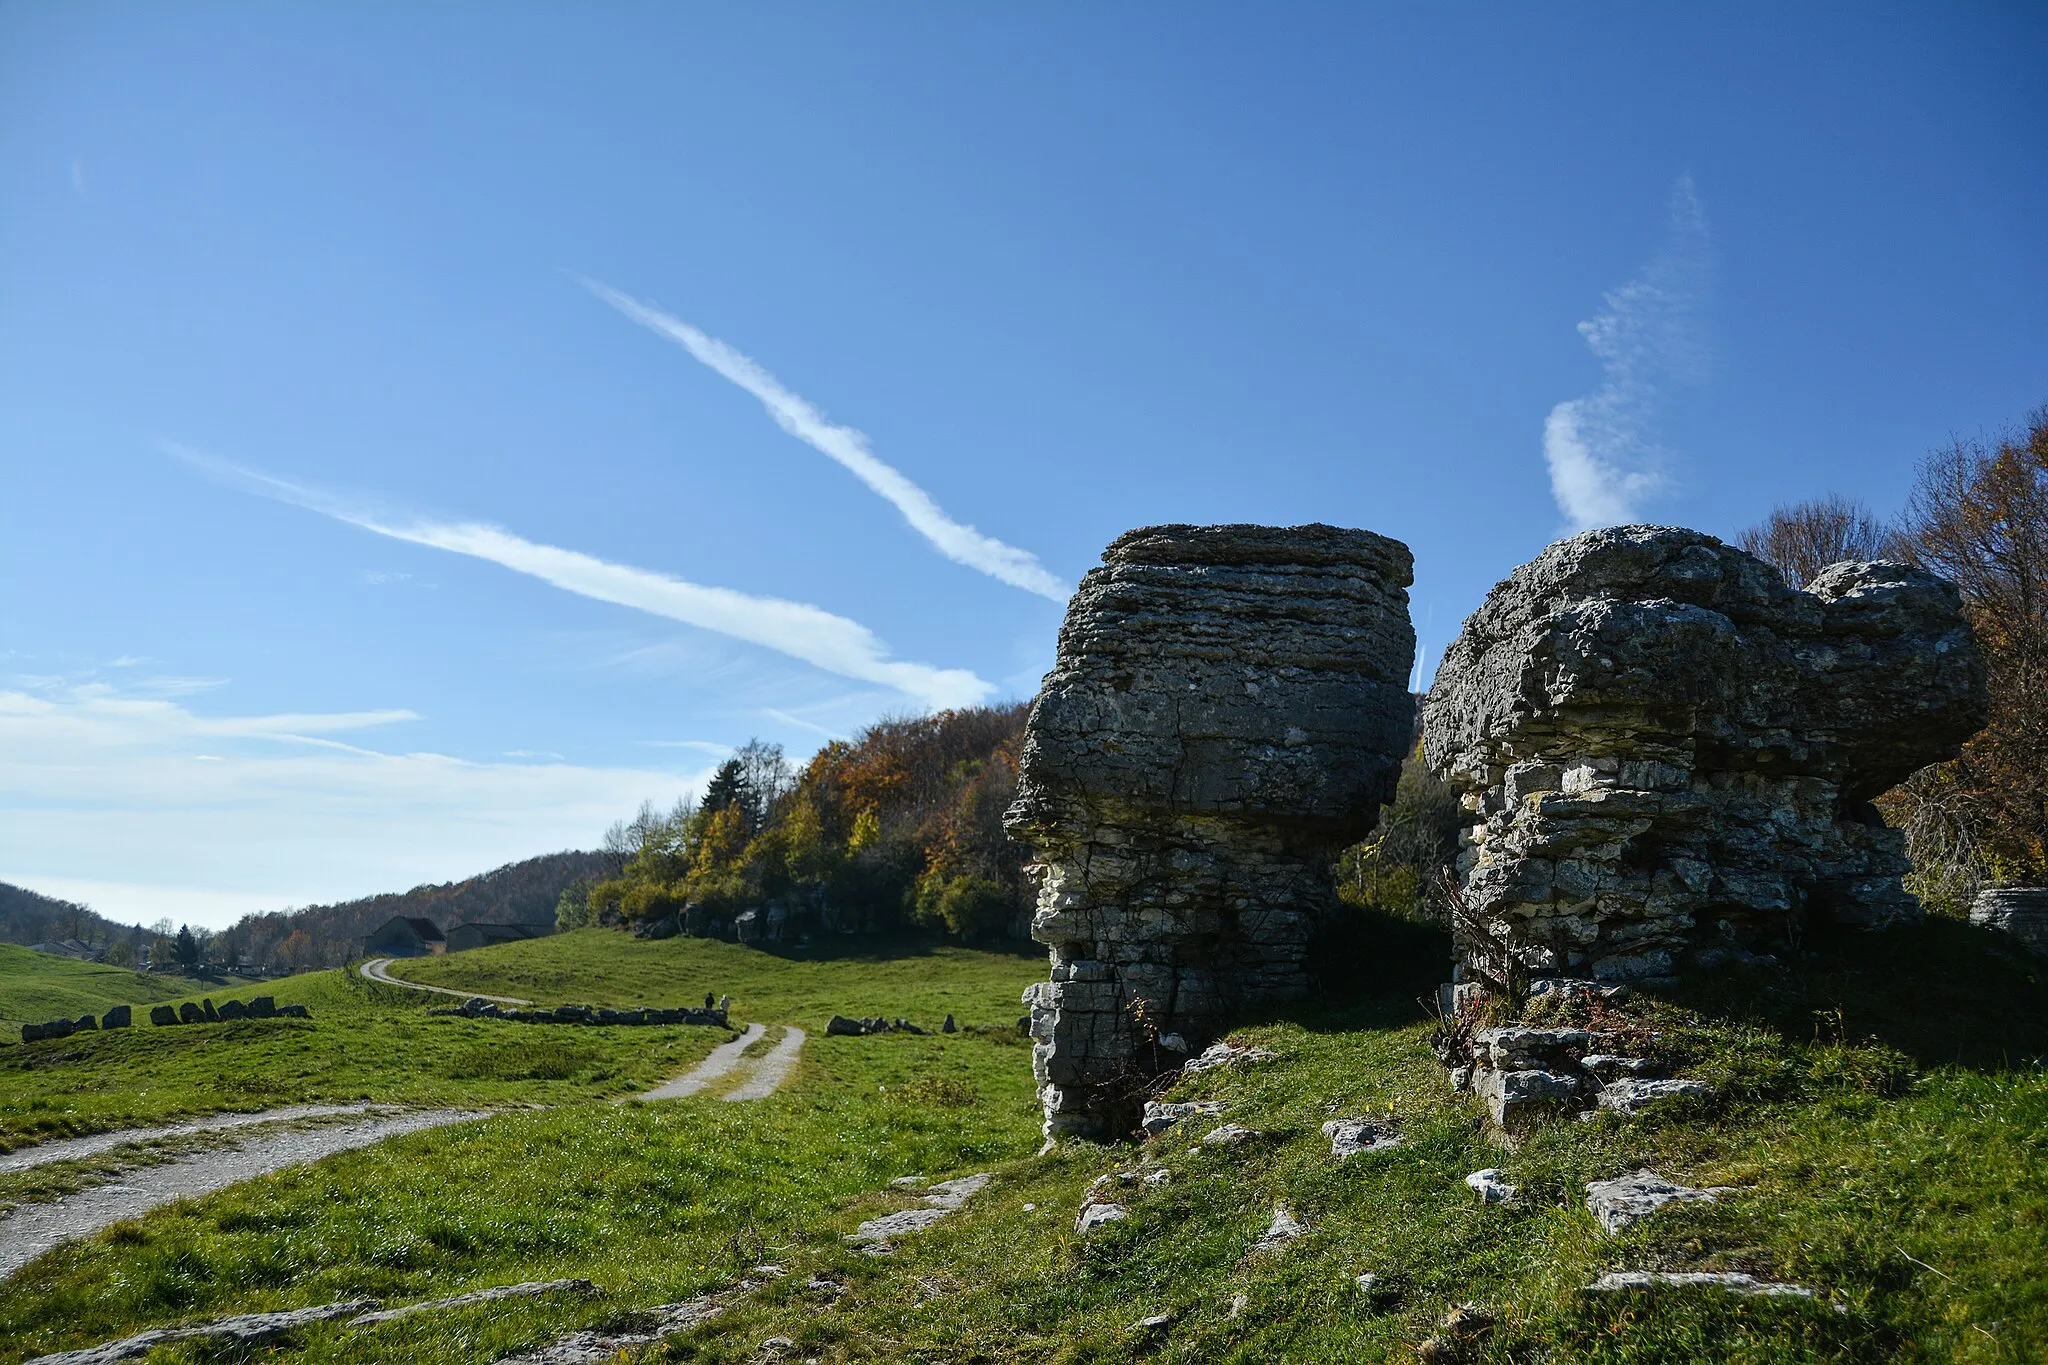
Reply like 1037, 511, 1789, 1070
0, 1108, 485, 1279
635, 1023, 766, 1100
720, 1026, 807, 1101
0, 1105, 387, 1173
358, 957, 531, 1005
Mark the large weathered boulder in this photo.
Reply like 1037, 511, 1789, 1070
1424, 526, 1985, 989
1008, 523, 1416, 1138
1970, 885, 2048, 956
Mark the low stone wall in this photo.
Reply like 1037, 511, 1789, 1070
1008, 523, 1416, 1139
19, 998, 305, 1042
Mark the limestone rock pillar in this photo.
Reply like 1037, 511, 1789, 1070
1007, 523, 1416, 1139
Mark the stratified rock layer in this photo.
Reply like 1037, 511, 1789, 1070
1008, 523, 1415, 1138
1423, 526, 1985, 989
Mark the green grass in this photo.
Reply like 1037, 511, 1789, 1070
0, 1016, 1041, 1364
0, 943, 213, 1028
654, 916, 2048, 1364
5, 920, 2046, 1362
0, 930, 1042, 1151
389, 926, 1043, 1028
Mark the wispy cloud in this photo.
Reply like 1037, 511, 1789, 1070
0, 681, 714, 930
1544, 177, 1712, 531
582, 279, 1070, 603
170, 446, 993, 711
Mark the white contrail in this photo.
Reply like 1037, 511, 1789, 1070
170, 448, 994, 711
1544, 177, 1712, 530
583, 279, 1070, 603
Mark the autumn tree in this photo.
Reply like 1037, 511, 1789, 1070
1737, 493, 1894, 589
1889, 408, 2048, 890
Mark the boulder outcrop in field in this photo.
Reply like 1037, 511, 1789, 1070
1423, 525, 1985, 991
1008, 523, 1416, 1138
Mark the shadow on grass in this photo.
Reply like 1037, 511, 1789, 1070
1665, 915, 2048, 1072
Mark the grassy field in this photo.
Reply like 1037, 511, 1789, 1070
0, 930, 1043, 1151
0, 943, 214, 1029
662, 916, 2048, 1365
0, 930, 1046, 1365
5, 920, 2046, 1362
391, 927, 1043, 1029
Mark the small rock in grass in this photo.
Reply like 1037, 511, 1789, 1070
1596, 1078, 1710, 1114
1143, 1169, 1171, 1186
761, 1337, 797, 1355
1076, 1202, 1128, 1235
1227, 1293, 1249, 1318
1579, 1054, 1665, 1080
1322, 1117, 1402, 1158
1250, 1203, 1308, 1253
1201, 1123, 1260, 1147
1584, 1170, 1732, 1234
1442, 1302, 1493, 1337
1140, 1099, 1225, 1136
1134, 1313, 1172, 1331
1181, 1040, 1279, 1075
889, 1175, 929, 1188
1586, 1270, 1816, 1298
1465, 1169, 1517, 1204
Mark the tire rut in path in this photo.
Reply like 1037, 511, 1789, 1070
720, 1026, 807, 1102
634, 1023, 766, 1100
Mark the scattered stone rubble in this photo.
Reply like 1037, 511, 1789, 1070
1970, 885, 2048, 956
1423, 526, 1986, 993
1452, 1025, 1706, 1130
1584, 1170, 1733, 1234
1008, 523, 1416, 1140
427, 997, 727, 1027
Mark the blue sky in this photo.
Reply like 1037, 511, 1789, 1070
3, 5, 2043, 928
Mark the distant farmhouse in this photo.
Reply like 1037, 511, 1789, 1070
363, 916, 446, 958
446, 922, 550, 953
28, 937, 101, 962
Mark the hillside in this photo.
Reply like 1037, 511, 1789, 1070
3, 921, 2044, 1362
0, 883, 139, 954
0, 943, 213, 1029
210, 848, 610, 972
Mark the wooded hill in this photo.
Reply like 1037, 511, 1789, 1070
211, 849, 610, 972
580, 704, 1033, 943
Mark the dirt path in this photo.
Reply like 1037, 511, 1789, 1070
0, 1104, 388, 1173
359, 957, 532, 1005
636, 1023, 767, 1100
721, 1026, 807, 1102
0, 1108, 485, 1279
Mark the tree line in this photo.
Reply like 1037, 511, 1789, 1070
566, 704, 1032, 943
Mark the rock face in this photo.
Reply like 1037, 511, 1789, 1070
1971, 885, 2048, 956
1008, 524, 1416, 1139
1423, 526, 1985, 989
